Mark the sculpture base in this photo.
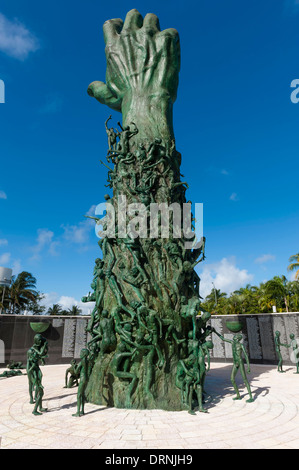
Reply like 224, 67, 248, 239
85, 344, 189, 412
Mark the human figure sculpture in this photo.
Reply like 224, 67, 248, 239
181, 296, 202, 340
111, 306, 127, 335
187, 360, 207, 415
88, 309, 117, 355
178, 352, 208, 414
31, 333, 48, 360
135, 143, 147, 168
73, 348, 90, 417
105, 115, 118, 154
179, 354, 196, 407
120, 266, 146, 303
121, 236, 148, 284
115, 122, 138, 155
26, 334, 48, 415
0, 369, 23, 378
85, 258, 106, 333
142, 138, 168, 171
197, 311, 214, 342
215, 332, 254, 402
286, 333, 299, 374
198, 340, 213, 397
87, 343, 99, 378
133, 327, 156, 403
164, 240, 183, 271
137, 306, 164, 369
7, 360, 25, 369
274, 330, 290, 373
64, 360, 80, 388
98, 237, 124, 306
164, 319, 184, 346
116, 320, 157, 404
178, 335, 213, 414
190, 236, 206, 263
173, 260, 201, 303
126, 172, 156, 207
110, 343, 138, 408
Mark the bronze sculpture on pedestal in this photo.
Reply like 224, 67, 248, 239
81, 9, 209, 412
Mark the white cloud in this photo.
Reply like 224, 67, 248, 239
62, 223, 90, 244
62, 205, 97, 245
30, 228, 56, 261
0, 13, 39, 60
11, 258, 21, 275
198, 257, 254, 299
0, 252, 21, 274
254, 254, 276, 264
28, 205, 97, 262
48, 240, 60, 256
0, 190, 7, 199
290, 271, 298, 281
0, 239, 8, 246
229, 192, 239, 201
0, 252, 11, 265
41, 292, 94, 316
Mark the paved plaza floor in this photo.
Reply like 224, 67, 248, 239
1, 362, 299, 449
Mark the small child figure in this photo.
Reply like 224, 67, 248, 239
215, 332, 254, 402
274, 331, 290, 373
72, 349, 90, 417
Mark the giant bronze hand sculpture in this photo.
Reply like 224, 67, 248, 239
84, 10, 207, 412
87, 9, 180, 145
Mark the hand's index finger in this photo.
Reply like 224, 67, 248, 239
122, 9, 143, 32
143, 13, 161, 34
103, 18, 123, 44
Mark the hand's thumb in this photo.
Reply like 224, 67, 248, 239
87, 81, 121, 112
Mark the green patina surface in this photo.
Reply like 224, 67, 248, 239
82, 9, 209, 412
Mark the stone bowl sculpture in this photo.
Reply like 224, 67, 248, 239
225, 321, 243, 333
30, 322, 50, 333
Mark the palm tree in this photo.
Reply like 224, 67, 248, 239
257, 284, 276, 312
288, 281, 299, 311
67, 305, 82, 316
201, 275, 299, 315
48, 304, 63, 315
227, 293, 243, 315
264, 276, 289, 312
205, 288, 227, 305
201, 288, 227, 314
232, 284, 259, 314
0, 286, 9, 313
7, 272, 38, 314
26, 293, 46, 315
288, 253, 299, 280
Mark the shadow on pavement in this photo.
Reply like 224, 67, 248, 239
203, 363, 273, 410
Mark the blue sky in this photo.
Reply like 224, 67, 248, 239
0, 0, 298, 311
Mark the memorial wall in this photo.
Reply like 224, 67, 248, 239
0, 315, 91, 366
0, 313, 298, 366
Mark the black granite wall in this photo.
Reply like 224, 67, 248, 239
209, 313, 299, 365
0, 313, 298, 367
0, 315, 90, 366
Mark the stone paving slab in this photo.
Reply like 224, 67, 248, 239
0, 362, 299, 449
